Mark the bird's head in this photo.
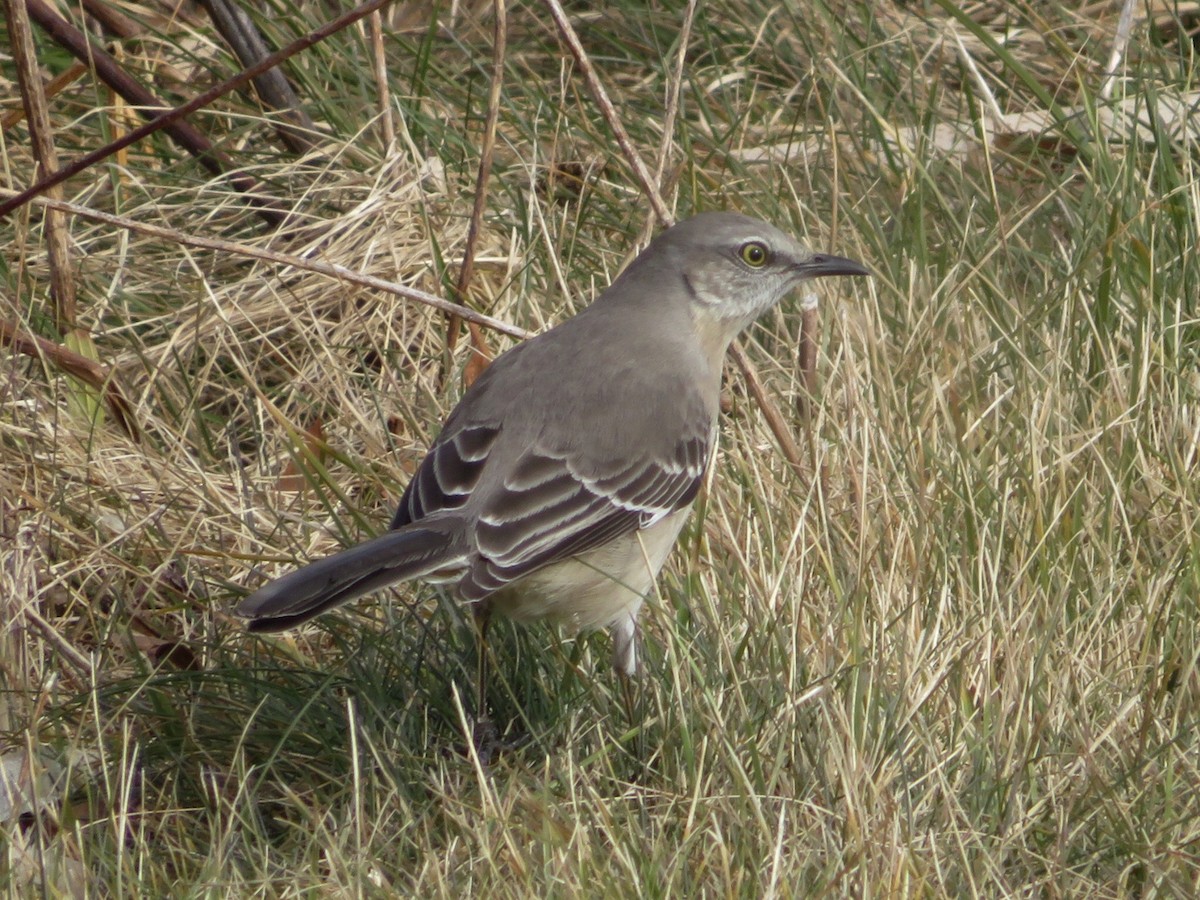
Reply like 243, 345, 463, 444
659, 212, 869, 336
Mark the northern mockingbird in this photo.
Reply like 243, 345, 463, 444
237, 212, 867, 692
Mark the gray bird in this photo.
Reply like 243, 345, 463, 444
237, 212, 868, 703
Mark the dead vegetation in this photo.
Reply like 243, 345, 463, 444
2, 0, 1199, 895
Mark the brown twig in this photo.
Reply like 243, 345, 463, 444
796, 302, 819, 424
653, 0, 697, 185
544, 0, 805, 472
2, 191, 534, 341
446, 0, 507, 385
0, 317, 140, 442
0, 0, 398, 223
197, 0, 319, 154
1, 62, 87, 132
22, 606, 95, 678
6, 0, 76, 331
78, 0, 141, 40
369, 10, 394, 147
729, 343, 804, 471
795, 123, 840, 424
22, 0, 286, 227
543, 0, 671, 228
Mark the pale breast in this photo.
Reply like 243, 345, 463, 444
483, 507, 691, 633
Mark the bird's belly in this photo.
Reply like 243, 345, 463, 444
484, 508, 691, 633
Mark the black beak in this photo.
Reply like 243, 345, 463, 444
794, 253, 871, 279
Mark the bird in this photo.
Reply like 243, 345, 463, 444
237, 211, 868, 721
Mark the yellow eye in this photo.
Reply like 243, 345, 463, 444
740, 241, 769, 268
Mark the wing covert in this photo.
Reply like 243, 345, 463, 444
458, 428, 712, 601
391, 423, 499, 529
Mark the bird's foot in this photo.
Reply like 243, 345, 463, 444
447, 716, 527, 766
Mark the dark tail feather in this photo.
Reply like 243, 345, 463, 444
237, 523, 464, 632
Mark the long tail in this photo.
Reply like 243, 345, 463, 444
237, 521, 465, 633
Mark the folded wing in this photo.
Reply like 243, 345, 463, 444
392, 419, 712, 601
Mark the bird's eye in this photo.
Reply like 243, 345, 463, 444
740, 241, 769, 268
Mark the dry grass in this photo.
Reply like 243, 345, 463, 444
3, 0, 1200, 895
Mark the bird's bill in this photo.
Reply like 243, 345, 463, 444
795, 253, 872, 279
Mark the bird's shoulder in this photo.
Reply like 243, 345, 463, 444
448, 299, 713, 436
392, 299, 716, 530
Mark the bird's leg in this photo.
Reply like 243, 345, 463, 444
618, 668, 639, 730
470, 600, 499, 757
472, 599, 492, 723
611, 616, 641, 728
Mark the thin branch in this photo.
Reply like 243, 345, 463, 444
0, 317, 140, 441
198, 0, 319, 154
729, 343, 804, 471
0, 0, 398, 222
22, 0, 286, 226
1, 61, 87, 132
22, 606, 95, 678
6, 0, 77, 330
654, 0, 697, 185
795, 295, 819, 424
544, 0, 805, 472
369, 10, 394, 147
1099, 0, 1138, 102
446, 0, 507, 370
543, 0, 671, 227
2, 191, 534, 341
78, 0, 141, 40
